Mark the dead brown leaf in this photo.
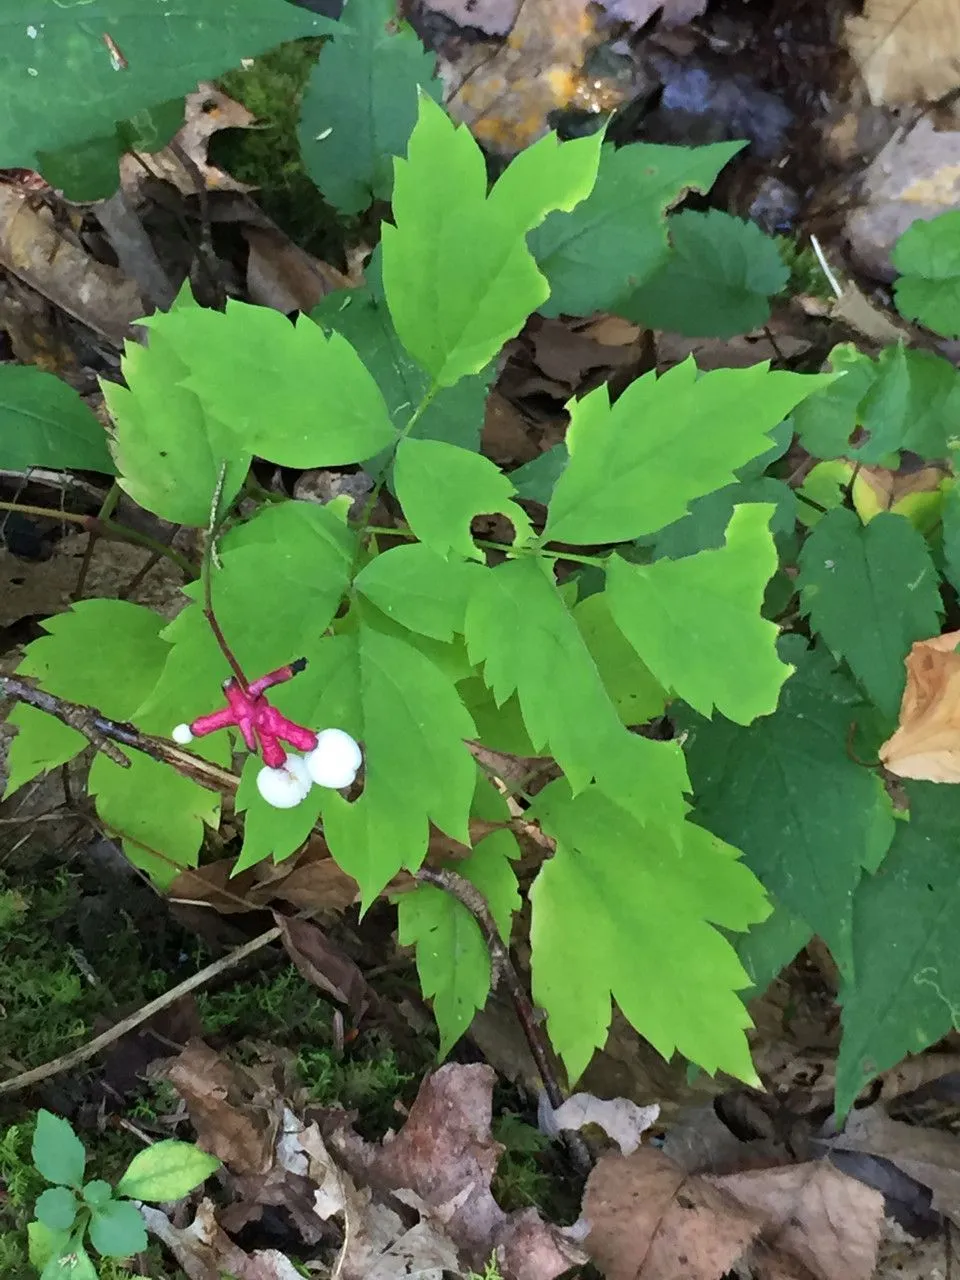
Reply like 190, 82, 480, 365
328, 1063, 585, 1278
584, 1148, 763, 1280
141, 1198, 303, 1280
853, 464, 947, 518
162, 1039, 278, 1174
244, 226, 351, 313
425, 0, 520, 35
717, 1161, 884, 1280
274, 912, 373, 1019
584, 1148, 883, 1280
120, 84, 257, 196
845, 0, 960, 106
879, 630, 960, 782
0, 187, 144, 343
830, 1103, 960, 1227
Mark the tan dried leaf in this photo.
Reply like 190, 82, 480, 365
845, 0, 960, 105
120, 84, 257, 195
584, 1149, 883, 1280
879, 630, 960, 782
829, 1103, 960, 1228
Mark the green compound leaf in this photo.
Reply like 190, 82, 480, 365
797, 508, 943, 721
298, 0, 440, 214
792, 342, 960, 463
680, 639, 896, 980
233, 752, 324, 875
33, 1111, 86, 1188
836, 782, 960, 1115
117, 1139, 220, 1202
142, 297, 398, 468
529, 780, 769, 1084
137, 499, 356, 734
355, 543, 482, 640
647, 477, 797, 561
393, 437, 532, 561
942, 484, 960, 594
88, 1199, 147, 1258
605, 505, 791, 724
892, 210, 960, 338
464, 556, 626, 792
34, 1188, 78, 1233
6, 600, 171, 797
623, 210, 788, 338
545, 359, 830, 546
104, 320, 249, 527
464, 556, 688, 824
0, 366, 114, 473
89, 749, 222, 887
312, 279, 491, 452
382, 95, 601, 387
398, 774, 519, 1056
530, 140, 743, 318
510, 443, 568, 505
1, 0, 333, 175
573, 591, 666, 725
291, 622, 476, 904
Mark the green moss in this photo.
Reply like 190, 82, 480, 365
491, 1112, 551, 1212
0, 873, 167, 1076
777, 236, 834, 302
215, 40, 341, 255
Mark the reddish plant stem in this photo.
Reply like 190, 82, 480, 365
414, 866, 592, 1175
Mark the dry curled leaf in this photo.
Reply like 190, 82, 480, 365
880, 631, 960, 782
845, 0, 960, 105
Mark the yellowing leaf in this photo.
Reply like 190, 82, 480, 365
879, 630, 960, 782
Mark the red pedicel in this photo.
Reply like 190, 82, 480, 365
186, 658, 317, 767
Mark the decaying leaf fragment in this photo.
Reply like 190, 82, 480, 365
880, 630, 960, 782
584, 1147, 883, 1280
845, 0, 960, 105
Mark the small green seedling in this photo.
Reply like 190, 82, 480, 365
28, 1110, 220, 1279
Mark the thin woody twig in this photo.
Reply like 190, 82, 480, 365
414, 866, 592, 1175
0, 924, 282, 1095
0, 676, 239, 792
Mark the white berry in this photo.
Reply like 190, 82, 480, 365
257, 755, 312, 809
172, 723, 194, 745
305, 729, 363, 790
